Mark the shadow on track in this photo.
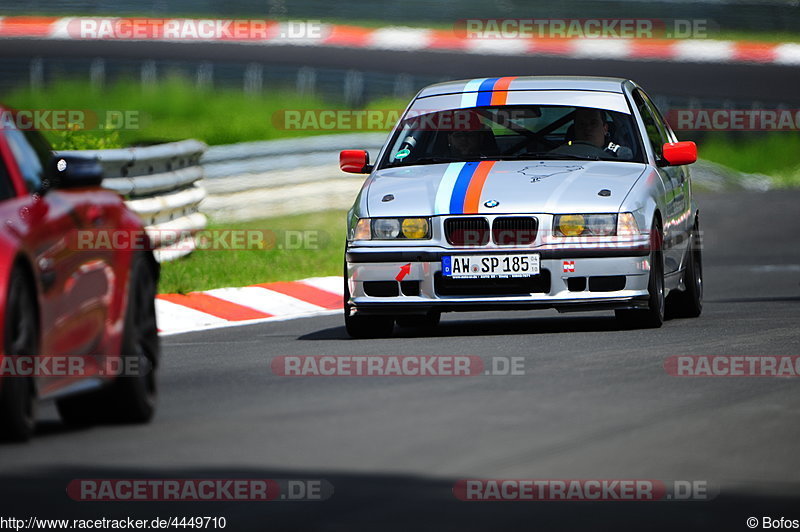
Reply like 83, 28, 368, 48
33, 420, 94, 439
0, 420, 141, 445
1, 466, 798, 532
299, 314, 647, 341
706, 296, 800, 304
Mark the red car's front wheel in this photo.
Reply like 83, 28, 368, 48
0, 263, 39, 442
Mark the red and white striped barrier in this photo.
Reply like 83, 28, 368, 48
156, 276, 343, 335
0, 16, 798, 65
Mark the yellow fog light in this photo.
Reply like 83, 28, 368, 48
401, 218, 429, 239
557, 214, 586, 237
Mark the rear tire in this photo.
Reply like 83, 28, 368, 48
0, 264, 38, 442
666, 219, 703, 319
616, 220, 665, 329
343, 265, 394, 339
345, 313, 395, 339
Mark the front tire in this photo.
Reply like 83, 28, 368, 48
58, 253, 159, 425
0, 264, 39, 442
616, 220, 665, 329
343, 266, 394, 339
666, 219, 703, 319
345, 313, 395, 339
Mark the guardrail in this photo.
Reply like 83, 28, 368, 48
57, 140, 208, 262
200, 133, 387, 221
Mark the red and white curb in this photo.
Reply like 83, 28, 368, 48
156, 276, 343, 336
0, 16, 799, 65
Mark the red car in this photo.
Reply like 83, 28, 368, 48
0, 111, 159, 442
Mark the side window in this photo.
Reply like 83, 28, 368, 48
633, 90, 669, 160
25, 130, 53, 167
639, 91, 676, 142
3, 128, 51, 193
0, 152, 15, 201
657, 109, 679, 143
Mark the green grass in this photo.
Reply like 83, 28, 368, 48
158, 210, 346, 294
699, 134, 800, 187
3, 76, 401, 149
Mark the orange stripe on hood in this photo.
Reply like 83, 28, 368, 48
463, 161, 496, 213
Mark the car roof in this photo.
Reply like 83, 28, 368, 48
416, 76, 629, 99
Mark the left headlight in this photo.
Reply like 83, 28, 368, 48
352, 218, 431, 240
554, 214, 617, 237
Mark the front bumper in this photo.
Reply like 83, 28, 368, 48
346, 246, 651, 315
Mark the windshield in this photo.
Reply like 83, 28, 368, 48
380, 104, 645, 168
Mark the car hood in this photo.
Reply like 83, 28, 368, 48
364, 160, 648, 216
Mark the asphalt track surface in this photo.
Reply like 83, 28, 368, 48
2, 39, 800, 104
0, 189, 798, 531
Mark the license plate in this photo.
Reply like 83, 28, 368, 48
442, 254, 540, 278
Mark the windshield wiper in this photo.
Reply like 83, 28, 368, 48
406, 156, 463, 164
519, 152, 602, 161
385, 152, 604, 168
386, 155, 506, 167
385, 156, 462, 167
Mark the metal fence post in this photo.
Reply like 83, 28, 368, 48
90, 58, 105, 91
30, 57, 44, 91
141, 60, 157, 90
196, 62, 214, 89
344, 70, 364, 107
244, 63, 264, 94
296, 66, 317, 97
393, 73, 413, 99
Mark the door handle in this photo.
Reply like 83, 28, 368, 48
85, 205, 105, 226
38, 257, 56, 291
